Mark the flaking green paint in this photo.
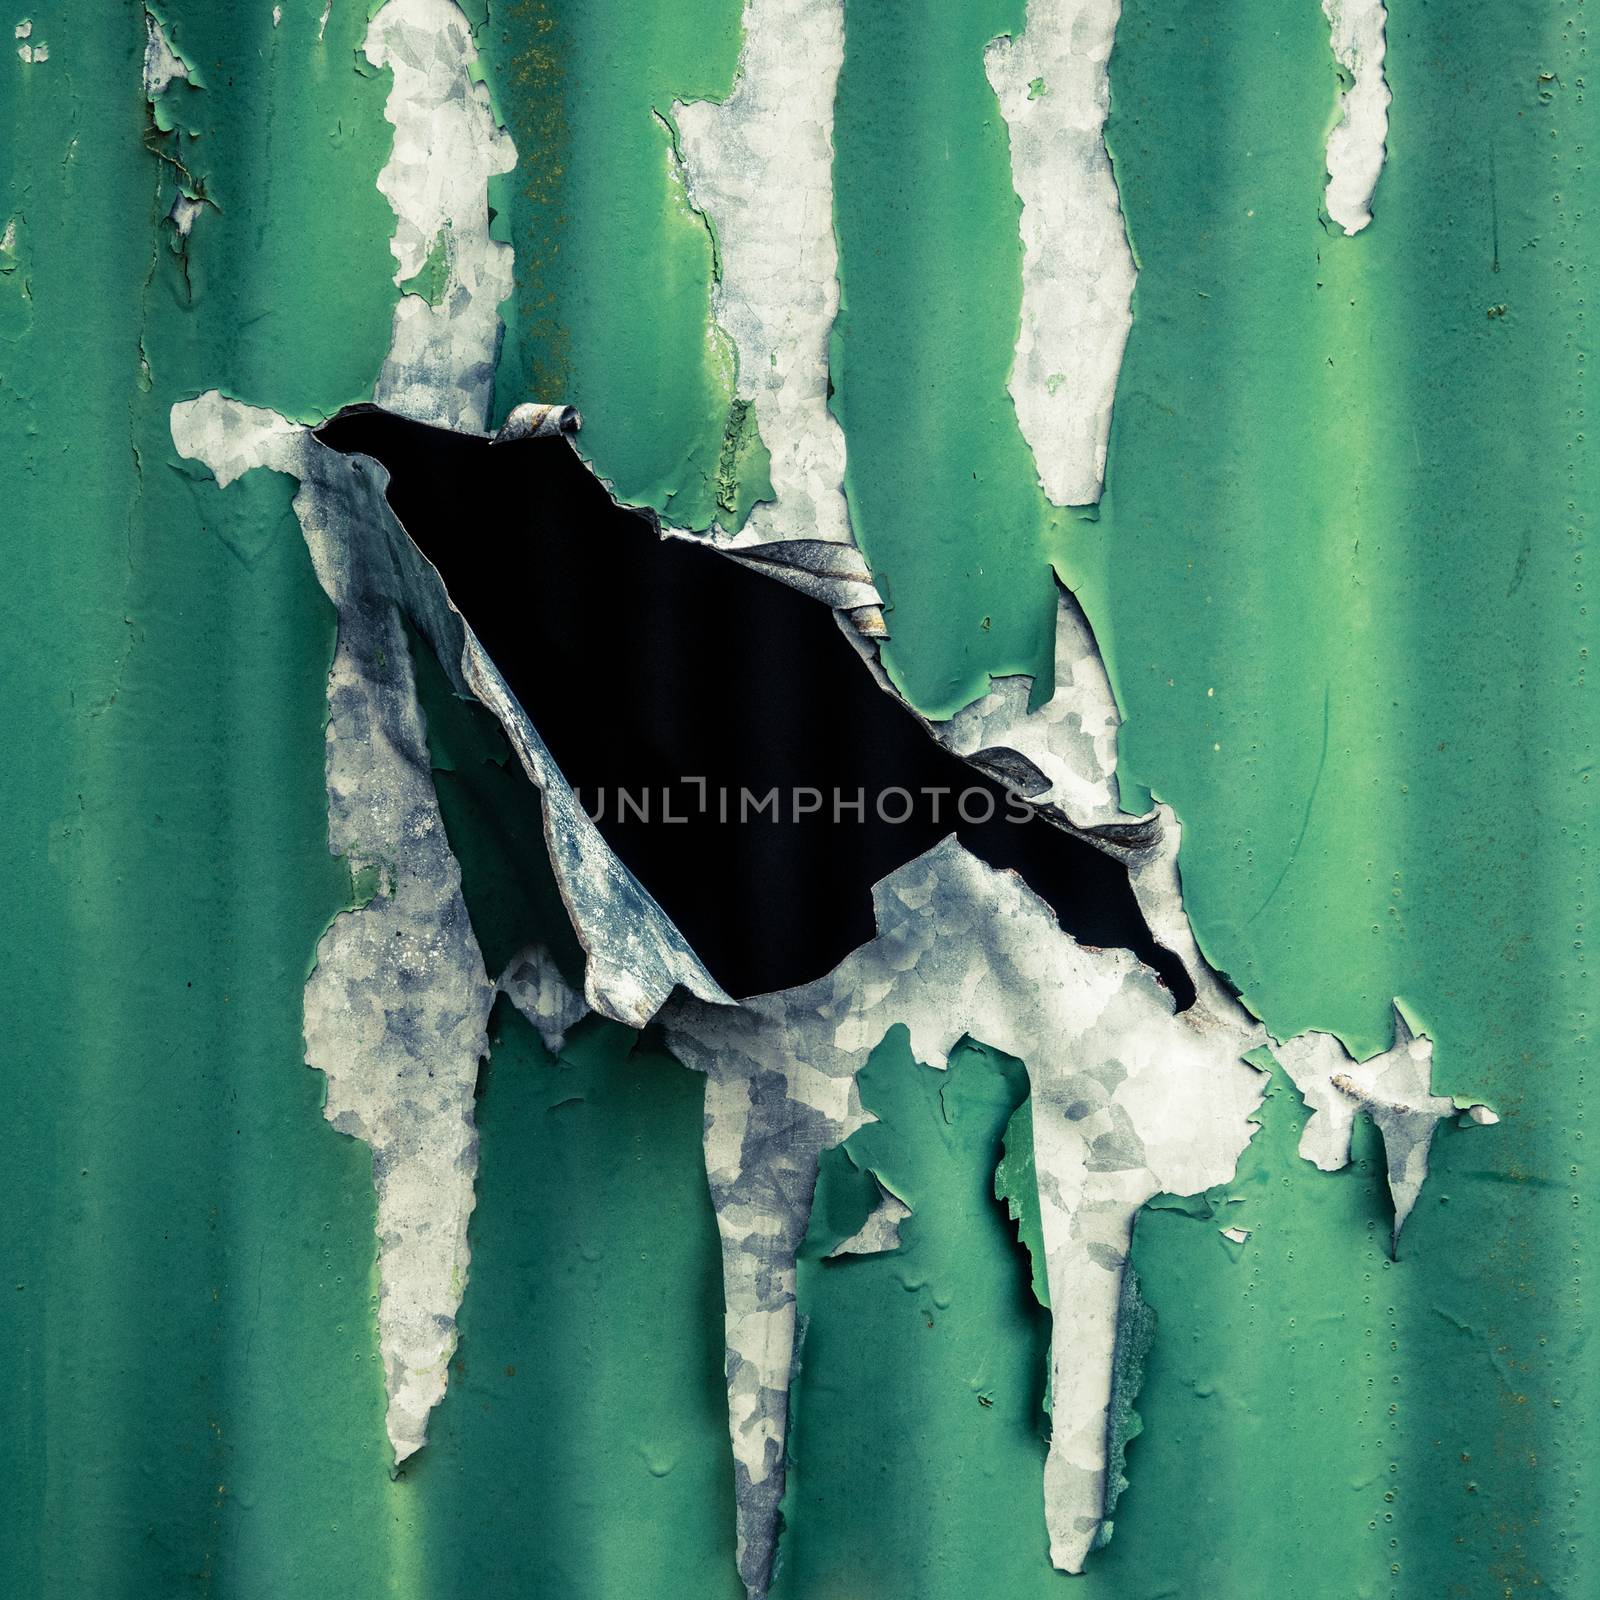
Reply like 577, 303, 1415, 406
1060, 12, 1589, 1590
399, 225, 453, 308
831, 0, 1064, 716
481, 0, 764, 529
994, 1096, 1050, 1315
775, 1034, 1055, 1597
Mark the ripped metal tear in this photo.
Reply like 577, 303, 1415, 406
170, 391, 727, 1464
171, 393, 730, 1029
1322, 0, 1391, 236
985, 0, 1137, 507
168, 370, 1498, 1579
841, 582, 1154, 845
159, 0, 1473, 1586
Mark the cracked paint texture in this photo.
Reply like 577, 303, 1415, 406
665, 837, 1268, 1587
367, 0, 516, 432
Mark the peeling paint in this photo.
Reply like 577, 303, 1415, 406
164, 0, 527, 1464
985, 0, 1135, 506
366, 0, 516, 432
1273, 1005, 1493, 1250
167, 192, 203, 239
170, 394, 492, 1465
142, 10, 192, 110
158, 3, 1488, 1581
170, 390, 726, 1460
665, 837, 1267, 1588
497, 942, 587, 1055
696, 503, 1498, 1578
173, 397, 728, 1023
492, 399, 581, 443
916, 583, 1136, 837
820, 1167, 912, 1260
14, 17, 42, 64
672, 0, 882, 625
1322, 0, 1389, 235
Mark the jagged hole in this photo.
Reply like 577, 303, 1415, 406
318, 408, 1194, 1006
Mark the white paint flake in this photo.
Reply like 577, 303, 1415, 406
171, 391, 729, 1460
666, 839, 1267, 1589
672, 0, 883, 625
985, 0, 1136, 506
1274, 1006, 1493, 1248
142, 11, 188, 100
365, 0, 517, 432
318, 0, 332, 42
1323, 0, 1390, 235
497, 944, 588, 1056
168, 193, 204, 239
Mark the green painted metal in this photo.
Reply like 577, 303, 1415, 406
481, 0, 771, 530
777, 1036, 1055, 1597
831, 0, 1062, 716
2, 3, 1591, 1597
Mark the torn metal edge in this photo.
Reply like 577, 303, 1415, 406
169, 391, 728, 1466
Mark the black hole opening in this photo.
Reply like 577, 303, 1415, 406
316, 407, 1196, 1009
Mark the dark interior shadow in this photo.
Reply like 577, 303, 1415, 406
317, 407, 1193, 1007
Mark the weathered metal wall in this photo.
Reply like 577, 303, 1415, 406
1, 4, 1590, 1598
